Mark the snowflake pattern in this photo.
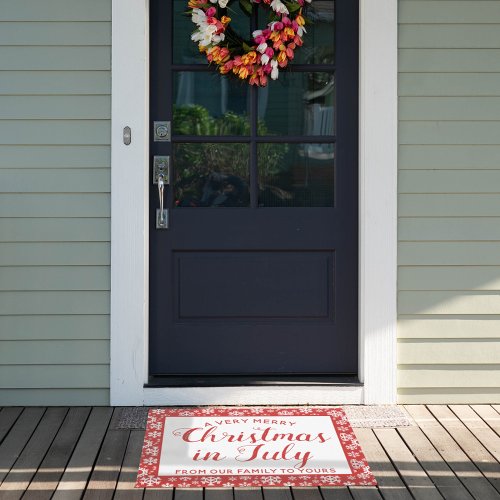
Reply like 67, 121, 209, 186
135, 407, 377, 489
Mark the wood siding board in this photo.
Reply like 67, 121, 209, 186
0, 243, 110, 266
399, 145, 500, 169
399, 194, 500, 217
0, 22, 111, 46
0, 0, 111, 21
399, 2, 500, 24
399, 49, 500, 72
0, 169, 110, 193
0, 71, 111, 95
398, 366, 500, 388
399, 74, 500, 97
398, 267, 500, 291
398, 317, 500, 339
0, 47, 110, 70
400, 122, 500, 146
0, 96, 111, 120
399, 97, 500, 121
0, 266, 110, 291
398, 242, 500, 265
0, 365, 110, 389
398, 291, 500, 315
0, 291, 110, 315
399, 217, 500, 241
0, 389, 109, 406
0, 315, 110, 341
399, 24, 500, 49
0, 146, 110, 168
0, 219, 110, 243
0, 194, 110, 218
400, 171, 500, 194
0, 340, 109, 365
398, 339, 500, 364
0, 121, 110, 145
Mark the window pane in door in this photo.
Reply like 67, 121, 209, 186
258, 72, 335, 136
174, 143, 250, 207
173, 72, 250, 136
258, 143, 334, 207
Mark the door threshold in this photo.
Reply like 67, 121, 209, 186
146, 375, 361, 388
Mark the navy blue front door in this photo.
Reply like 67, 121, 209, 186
149, 0, 359, 381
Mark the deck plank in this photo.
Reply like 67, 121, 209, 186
206, 489, 235, 500
0, 407, 45, 485
397, 425, 474, 500
427, 405, 500, 494
0, 407, 23, 444
353, 428, 412, 500
82, 425, 130, 499
291, 487, 323, 500
262, 488, 293, 500
405, 405, 500, 500
23, 407, 92, 500
52, 407, 113, 500
143, 488, 173, 499
450, 405, 500, 462
471, 405, 500, 436
320, 487, 354, 499
114, 429, 145, 500
349, 487, 384, 500
374, 428, 443, 500
174, 489, 204, 499
234, 488, 264, 499
0, 407, 67, 499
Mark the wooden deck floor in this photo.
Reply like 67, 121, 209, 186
0, 405, 499, 499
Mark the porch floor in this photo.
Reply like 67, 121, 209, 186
0, 405, 499, 499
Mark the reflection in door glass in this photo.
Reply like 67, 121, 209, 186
174, 143, 250, 207
258, 143, 334, 207
258, 73, 335, 136
173, 72, 250, 136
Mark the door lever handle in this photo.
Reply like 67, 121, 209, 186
156, 173, 168, 229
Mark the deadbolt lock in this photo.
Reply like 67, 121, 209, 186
153, 121, 171, 142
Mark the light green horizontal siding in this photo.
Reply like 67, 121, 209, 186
0, 340, 109, 364
0, 96, 111, 119
0, 194, 110, 217
0, 243, 110, 266
0, 315, 109, 340
0, 219, 110, 242
0, 389, 109, 406
399, 194, 500, 216
0, 22, 111, 45
0, 0, 111, 405
0, 267, 110, 291
0, 365, 109, 388
399, 73, 500, 97
398, 0, 500, 403
0, 146, 110, 168
0, 169, 110, 192
0, 71, 111, 95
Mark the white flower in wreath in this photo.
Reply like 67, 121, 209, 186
270, 0, 289, 15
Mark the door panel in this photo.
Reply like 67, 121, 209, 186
149, 0, 358, 380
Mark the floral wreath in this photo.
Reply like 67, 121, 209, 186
188, 0, 311, 86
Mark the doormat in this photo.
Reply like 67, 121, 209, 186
136, 407, 377, 488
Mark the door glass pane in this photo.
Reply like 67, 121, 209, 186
173, 0, 251, 65
256, 0, 334, 65
295, 1, 335, 64
258, 143, 334, 207
258, 72, 335, 136
173, 72, 250, 136
174, 143, 250, 207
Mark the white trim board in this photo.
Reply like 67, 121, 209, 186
110, 0, 397, 405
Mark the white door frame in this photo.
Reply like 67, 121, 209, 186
110, 0, 398, 405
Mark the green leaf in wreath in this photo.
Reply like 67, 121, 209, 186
285, 2, 301, 13
242, 41, 253, 52
239, 0, 253, 16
